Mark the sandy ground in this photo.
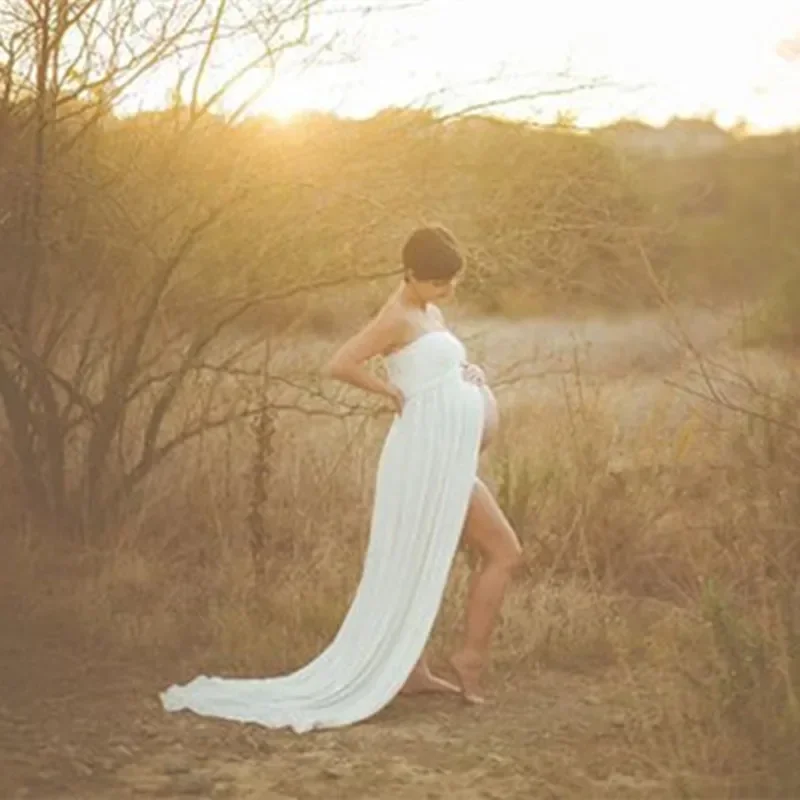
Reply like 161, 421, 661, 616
0, 599, 682, 800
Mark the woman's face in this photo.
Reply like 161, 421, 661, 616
411, 272, 461, 303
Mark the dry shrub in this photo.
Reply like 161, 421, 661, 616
488, 379, 715, 600
483, 362, 800, 796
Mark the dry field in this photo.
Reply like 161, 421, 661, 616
2, 304, 799, 799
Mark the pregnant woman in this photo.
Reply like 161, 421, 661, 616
160, 226, 522, 732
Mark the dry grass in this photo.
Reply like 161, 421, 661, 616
2, 308, 800, 798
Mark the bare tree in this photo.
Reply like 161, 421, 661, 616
0, 0, 421, 537
0, 0, 630, 540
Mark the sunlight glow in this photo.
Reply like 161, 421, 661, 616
132, 0, 800, 131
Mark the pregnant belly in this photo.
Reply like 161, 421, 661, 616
479, 384, 499, 452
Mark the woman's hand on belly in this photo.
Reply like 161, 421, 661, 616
461, 362, 487, 386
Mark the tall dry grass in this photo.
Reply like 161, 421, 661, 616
2, 316, 799, 797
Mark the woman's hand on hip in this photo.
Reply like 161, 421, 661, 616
385, 383, 405, 415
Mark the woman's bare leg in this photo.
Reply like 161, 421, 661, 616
449, 478, 522, 703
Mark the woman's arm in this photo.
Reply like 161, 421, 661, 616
322, 310, 407, 412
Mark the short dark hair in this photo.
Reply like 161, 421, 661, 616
402, 225, 464, 282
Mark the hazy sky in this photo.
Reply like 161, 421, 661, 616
250, 0, 800, 130
138, 0, 800, 131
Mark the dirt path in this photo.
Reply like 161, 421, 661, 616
0, 603, 679, 800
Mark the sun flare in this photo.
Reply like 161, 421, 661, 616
244, 73, 334, 123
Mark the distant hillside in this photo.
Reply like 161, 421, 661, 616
594, 117, 733, 158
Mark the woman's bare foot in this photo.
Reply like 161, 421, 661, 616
448, 650, 486, 704
400, 667, 461, 696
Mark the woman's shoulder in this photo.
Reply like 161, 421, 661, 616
368, 297, 415, 341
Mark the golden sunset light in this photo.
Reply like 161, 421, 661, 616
3, 0, 800, 795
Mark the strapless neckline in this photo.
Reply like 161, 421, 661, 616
385, 329, 452, 360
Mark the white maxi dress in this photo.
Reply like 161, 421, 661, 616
159, 329, 485, 733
